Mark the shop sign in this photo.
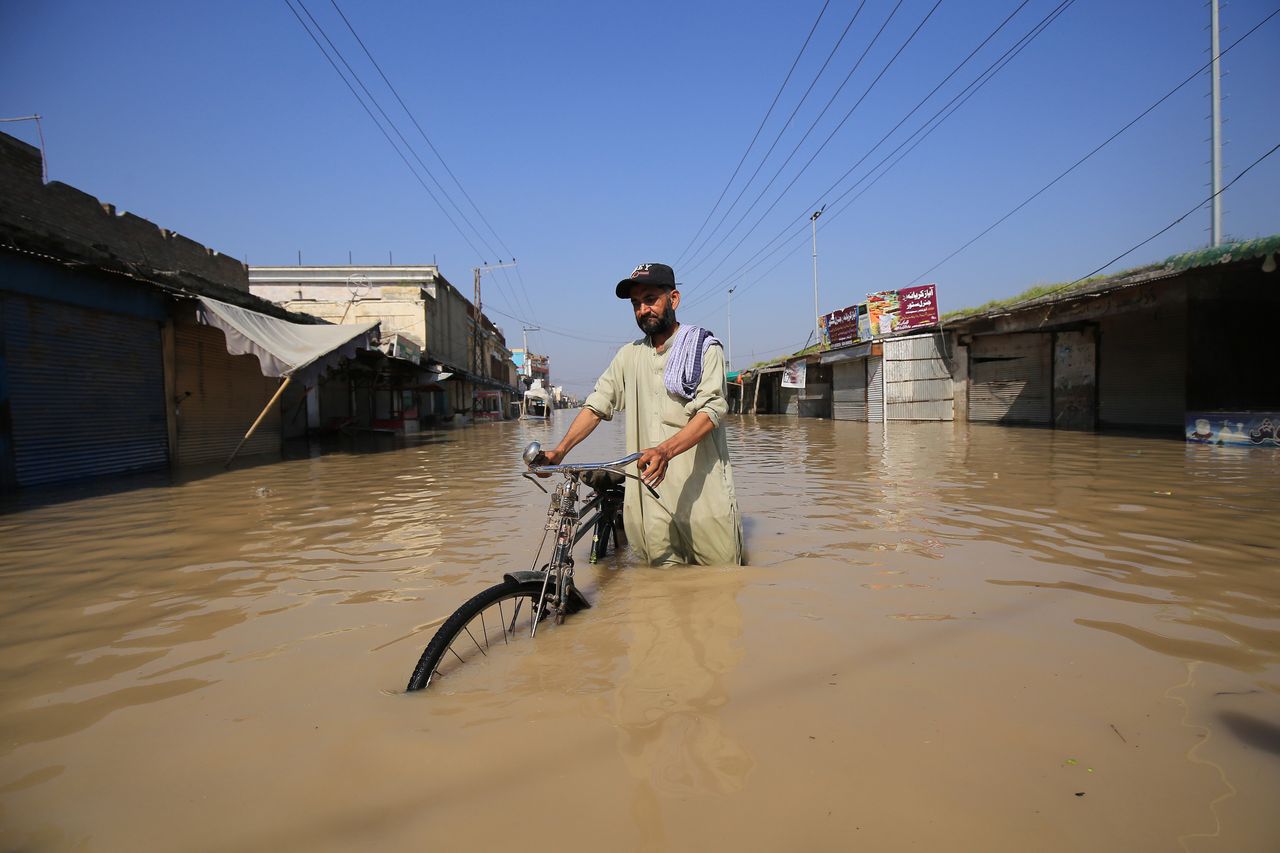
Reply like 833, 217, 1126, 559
897, 284, 939, 331
1186, 412, 1280, 446
819, 304, 861, 349
821, 285, 940, 348
781, 359, 807, 389
388, 333, 422, 363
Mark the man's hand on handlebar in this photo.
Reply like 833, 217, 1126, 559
530, 448, 563, 477
637, 446, 672, 488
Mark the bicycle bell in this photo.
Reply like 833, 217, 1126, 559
522, 440, 543, 467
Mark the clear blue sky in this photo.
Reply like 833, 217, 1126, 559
3, 0, 1278, 394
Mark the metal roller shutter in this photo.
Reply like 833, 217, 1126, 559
969, 333, 1051, 424
885, 333, 954, 421
868, 356, 884, 423
779, 387, 800, 416
3, 294, 168, 485
832, 360, 867, 421
174, 322, 282, 465
1098, 302, 1186, 429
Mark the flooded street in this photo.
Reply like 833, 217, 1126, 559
1, 416, 1278, 852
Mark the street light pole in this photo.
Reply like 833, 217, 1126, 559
810, 206, 825, 344
726, 287, 735, 373
1210, 0, 1223, 246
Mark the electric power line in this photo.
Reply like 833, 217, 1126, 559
675, 0, 839, 268
328, 0, 508, 260
285, 0, 545, 333
281, 0, 503, 272
1070, 139, 1280, 284
695, 11, 1278, 343
906, 4, 1280, 285
326, 0, 545, 328
685, 0, 943, 290
682, 0, 1072, 315
686, 0, 1043, 301
686, 0, 936, 281
675, 0, 834, 267
680, 0, 872, 275
483, 305, 633, 345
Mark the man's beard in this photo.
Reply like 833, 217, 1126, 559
637, 304, 677, 337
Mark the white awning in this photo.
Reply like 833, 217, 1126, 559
196, 296, 380, 386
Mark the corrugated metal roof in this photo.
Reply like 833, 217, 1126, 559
941, 234, 1280, 329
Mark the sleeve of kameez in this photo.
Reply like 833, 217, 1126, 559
684, 343, 729, 428
582, 345, 627, 421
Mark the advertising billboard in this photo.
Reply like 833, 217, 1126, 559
820, 284, 940, 349
866, 291, 901, 337
781, 359, 807, 389
897, 284, 939, 331
819, 304, 862, 349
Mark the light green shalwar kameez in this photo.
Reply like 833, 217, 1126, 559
583, 336, 743, 566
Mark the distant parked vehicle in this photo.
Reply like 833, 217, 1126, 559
523, 379, 552, 420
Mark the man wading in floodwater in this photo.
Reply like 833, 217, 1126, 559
533, 262, 743, 566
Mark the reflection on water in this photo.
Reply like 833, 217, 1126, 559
0, 417, 1277, 850
609, 571, 751, 849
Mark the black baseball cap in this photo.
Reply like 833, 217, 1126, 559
616, 262, 677, 299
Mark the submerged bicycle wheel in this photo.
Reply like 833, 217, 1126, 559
406, 578, 551, 691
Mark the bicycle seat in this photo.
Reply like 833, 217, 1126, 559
581, 469, 625, 492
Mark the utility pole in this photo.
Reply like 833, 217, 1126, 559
521, 325, 540, 382
1210, 0, 1223, 246
471, 261, 517, 414
810, 206, 825, 344
520, 325, 539, 416
726, 287, 735, 374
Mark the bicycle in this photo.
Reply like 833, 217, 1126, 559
405, 440, 658, 691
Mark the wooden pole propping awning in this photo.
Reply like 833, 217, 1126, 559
195, 296, 380, 467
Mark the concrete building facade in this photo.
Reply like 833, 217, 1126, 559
0, 130, 365, 491
249, 264, 519, 422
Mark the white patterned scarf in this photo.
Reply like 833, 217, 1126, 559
662, 324, 722, 400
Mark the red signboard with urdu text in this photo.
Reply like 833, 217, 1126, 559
896, 284, 939, 331
820, 305, 860, 348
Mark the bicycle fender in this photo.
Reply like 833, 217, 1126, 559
503, 571, 547, 586
501, 572, 593, 611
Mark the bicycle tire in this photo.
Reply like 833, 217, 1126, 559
406, 578, 550, 692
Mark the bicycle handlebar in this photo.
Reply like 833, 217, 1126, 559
528, 452, 642, 476
520, 442, 658, 498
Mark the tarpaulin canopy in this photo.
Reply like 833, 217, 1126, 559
197, 295, 378, 381
197, 296, 381, 468
196, 296, 380, 386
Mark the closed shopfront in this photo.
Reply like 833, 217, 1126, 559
174, 319, 281, 465
969, 333, 1052, 425
884, 333, 953, 421
2, 293, 168, 486
1098, 299, 1186, 429
868, 356, 884, 423
832, 359, 868, 421
779, 387, 800, 416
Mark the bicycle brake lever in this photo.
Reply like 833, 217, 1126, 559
522, 472, 549, 494
617, 470, 659, 500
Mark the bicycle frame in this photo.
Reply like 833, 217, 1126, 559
519, 446, 652, 634
404, 445, 656, 691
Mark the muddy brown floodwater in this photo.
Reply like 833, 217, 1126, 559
1, 416, 1278, 851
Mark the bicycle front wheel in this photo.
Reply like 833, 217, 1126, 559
406, 578, 551, 691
